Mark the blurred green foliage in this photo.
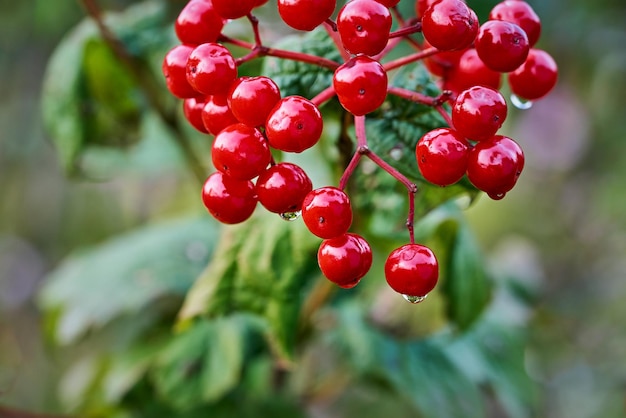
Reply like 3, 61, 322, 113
0, 0, 625, 417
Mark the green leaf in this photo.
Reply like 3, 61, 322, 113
40, 0, 173, 174
413, 202, 492, 330
151, 315, 266, 410
178, 211, 320, 360
262, 28, 342, 99
328, 304, 486, 418
39, 217, 220, 344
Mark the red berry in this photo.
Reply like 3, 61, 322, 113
337, 0, 392, 57
452, 86, 508, 141
175, 0, 225, 45
265, 96, 323, 153
508, 48, 558, 100
186, 43, 237, 96
489, 0, 541, 47
333, 56, 388, 116
416, 0, 441, 19
211, 123, 271, 180
278, 0, 337, 31
302, 187, 353, 239
183, 96, 209, 133
256, 162, 313, 214
228, 76, 281, 128
318, 233, 372, 288
475, 20, 529, 73
201, 95, 238, 135
162, 44, 200, 99
466, 135, 525, 199
444, 48, 502, 94
212, 0, 256, 19
201, 171, 257, 224
421, 0, 478, 51
416, 127, 470, 186
385, 244, 439, 298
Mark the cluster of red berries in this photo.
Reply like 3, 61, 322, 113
162, 0, 556, 303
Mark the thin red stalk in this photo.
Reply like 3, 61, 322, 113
247, 13, 263, 46
388, 22, 422, 39
407, 190, 416, 244
236, 48, 262, 65
219, 35, 255, 50
324, 20, 350, 62
387, 86, 448, 107
259, 46, 340, 70
354, 115, 367, 148
383, 47, 438, 72
366, 151, 418, 193
310, 85, 337, 107
436, 104, 454, 128
339, 150, 363, 191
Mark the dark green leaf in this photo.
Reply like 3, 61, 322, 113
39, 217, 220, 344
178, 211, 320, 360
328, 304, 485, 418
41, 1, 173, 175
151, 315, 266, 410
413, 202, 492, 330
262, 28, 342, 99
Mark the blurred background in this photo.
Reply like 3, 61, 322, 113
1, 0, 625, 416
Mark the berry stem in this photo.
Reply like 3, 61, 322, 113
387, 86, 452, 107
388, 22, 422, 39
247, 13, 263, 47
436, 104, 454, 128
338, 148, 362, 191
383, 47, 439, 72
407, 190, 416, 244
79, 0, 207, 185
310, 85, 337, 107
220, 36, 340, 70
323, 20, 351, 62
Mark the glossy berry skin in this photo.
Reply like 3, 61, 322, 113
475, 20, 529, 73
416, 128, 470, 186
265, 96, 323, 153
212, 0, 256, 19
228, 76, 281, 128
337, 0, 392, 57
444, 48, 502, 94
183, 96, 209, 133
508, 49, 558, 100
201, 171, 257, 224
415, 0, 441, 19
186, 43, 237, 96
318, 233, 372, 289
385, 244, 439, 298
466, 135, 525, 199
302, 187, 353, 239
201, 95, 238, 135
452, 86, 508, 141
421, 0, 478, 51
333, 56, 388, 116
211, 123, 271, 180
175, 0, 225, 45
489, 0, 541, 47
162, 44, 200, 99
278, 0, 337, 31
256, 162, 313, 214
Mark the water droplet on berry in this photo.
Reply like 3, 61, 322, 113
511, 94, 533, 110
280, 211, 302, 221
402, 294, 428, 304
488, 192, 506, 200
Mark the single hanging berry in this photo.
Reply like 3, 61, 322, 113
175, 0, 225, 45
337, 0, 392, 56
452, 85, 508, 141
508, 48, 558, 101
489, 0, 541, 47
475, 20, 530, 73
318, 233, 372, 289
201, 172, 258, 224
416, 127, 470, 187
333, 56, 388, 116
385, 243, 439, 300
228, 76, 282, 128
265, 96, 323, 153
302, 187, 353, 239
421, 0, 478, 51
211, 123, 271, 180
278, 0, 337, 31
162, 44, 200, 99
186, 43, 237, 96
256, 162, 313, 214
